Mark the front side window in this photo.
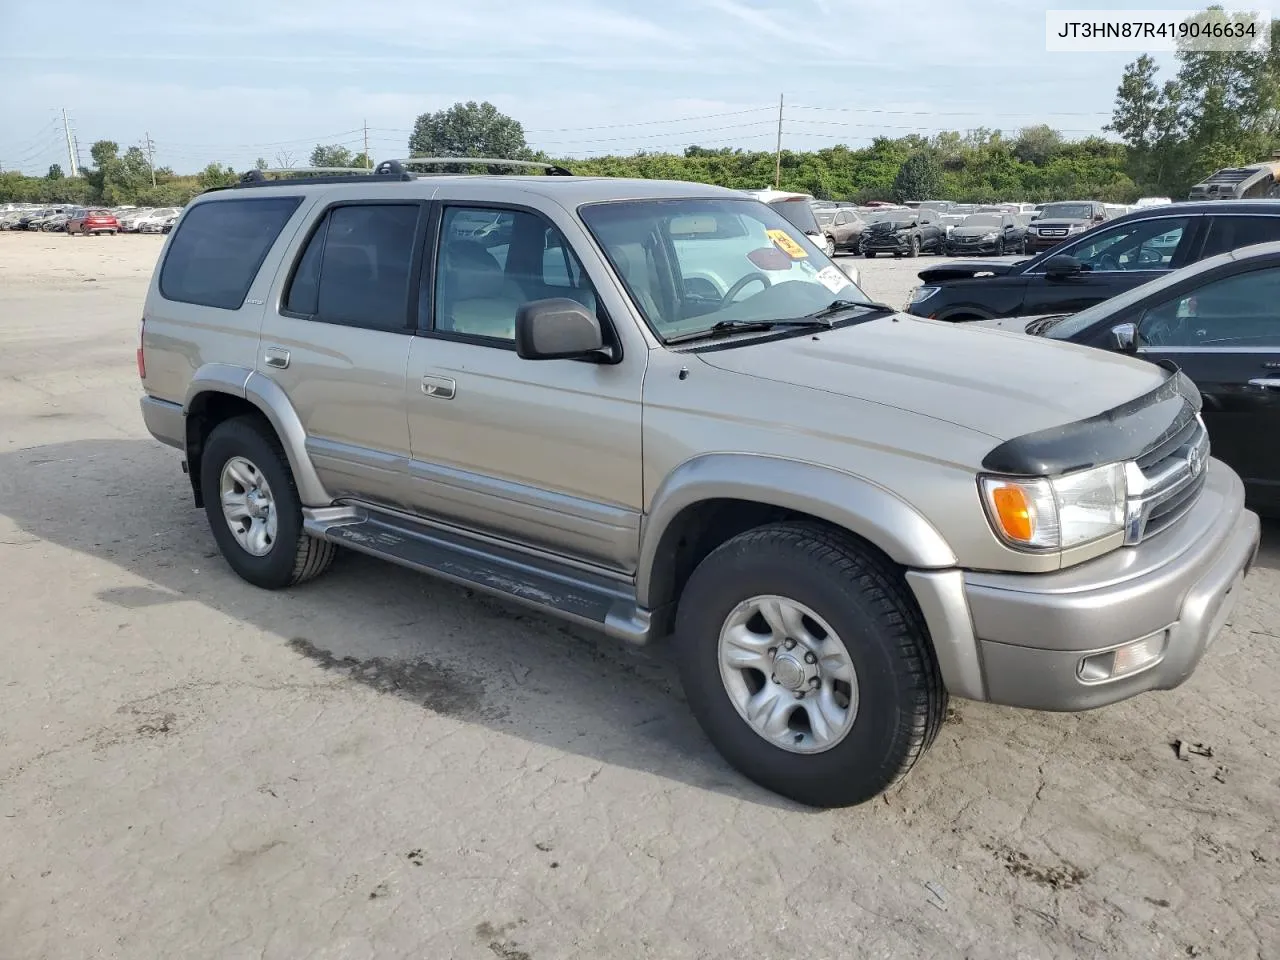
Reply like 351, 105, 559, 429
432, 206, 598, 343
284, 203, 419, 330
1138, 266, 1280, 349
580, 197, 869, 340
1059, 217, 1191, 272
160, 196, 301, 310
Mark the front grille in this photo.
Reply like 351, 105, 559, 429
1039, 229, 1067, 237
1123, 416, 1209, 544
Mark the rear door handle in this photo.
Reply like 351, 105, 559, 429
264, 347, 290, 369
421, 376, 456, 400
1247, 377, 1280, 389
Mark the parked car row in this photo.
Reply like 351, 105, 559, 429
0, 203, 184, 234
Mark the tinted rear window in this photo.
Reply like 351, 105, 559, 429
160, 196, 301, 310
768, 199, 821, 234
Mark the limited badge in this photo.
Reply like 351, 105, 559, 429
766, 228, 808, 259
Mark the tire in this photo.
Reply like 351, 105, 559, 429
672, 522, 947, 808
864, 250, 875, 258
907, 235, 920, 258
200, 415, 336, 590
825, 237, 836, 257
995, 239, 1005, 256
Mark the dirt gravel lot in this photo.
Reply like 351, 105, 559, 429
1, 233, 1278, 960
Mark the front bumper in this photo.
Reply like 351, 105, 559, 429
946, 239, 1001, 255
908, 459, 1260, 711
862, 234, 910, 252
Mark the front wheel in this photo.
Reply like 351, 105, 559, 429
995, 239, 1005, 256
907, 235, 920, 258
863, 250, 875, 258
824, 237, 836, 257
673, 522, 947, 808
200, 416, 336, 589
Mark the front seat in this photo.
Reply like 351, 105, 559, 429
437, 240, 527, 339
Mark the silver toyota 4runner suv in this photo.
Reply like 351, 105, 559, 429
139, 160, 1261, 807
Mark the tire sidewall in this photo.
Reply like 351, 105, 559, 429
674, 533, 920, 805
201, 419, 305, 588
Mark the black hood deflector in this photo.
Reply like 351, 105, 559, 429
981, 363, 1201, 476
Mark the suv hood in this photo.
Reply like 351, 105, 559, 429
694, 314, 1165, 443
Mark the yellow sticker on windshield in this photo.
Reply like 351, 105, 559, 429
767, 229, 808, 259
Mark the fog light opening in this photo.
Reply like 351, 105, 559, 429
1078, 631, 1167, 683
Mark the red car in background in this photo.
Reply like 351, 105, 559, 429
66, 209, 120, 236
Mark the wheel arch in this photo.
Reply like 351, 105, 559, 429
183, 365, 330, 508
637, 454, 957, 612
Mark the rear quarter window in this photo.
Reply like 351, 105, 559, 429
159, 196, 302, 310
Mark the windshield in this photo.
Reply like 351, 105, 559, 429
1045, 267, 1193, 340
580, 197, 871, 342
1039, 203, 1092, 220
962, 215, 1001, 228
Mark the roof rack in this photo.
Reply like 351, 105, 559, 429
385, 157, 574, 177
225, 163, 413, 190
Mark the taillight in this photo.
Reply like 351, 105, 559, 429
137, 318, 146, 379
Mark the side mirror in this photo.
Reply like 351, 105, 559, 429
1109, 322, 1137, 352
1044, 254, 1083, 278
515, 298, 608, 361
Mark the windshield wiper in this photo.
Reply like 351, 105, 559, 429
665, 300, 897, 345
665, 317, 835, 344
804, 298, 898, 319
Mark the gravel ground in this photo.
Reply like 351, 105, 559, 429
1, 233, 1277, 960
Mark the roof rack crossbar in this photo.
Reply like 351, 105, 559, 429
383, 157, 574, 177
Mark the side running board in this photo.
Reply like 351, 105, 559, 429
302, 505, 655, 645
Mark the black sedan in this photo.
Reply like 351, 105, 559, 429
906, 200, 1280, 323
944, 213, 1027, 256
969, 240, 1280, 515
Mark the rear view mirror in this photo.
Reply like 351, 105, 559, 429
1109, 322, 1137, 352
1045, 255, 1083, 277
515, 298, 609, 361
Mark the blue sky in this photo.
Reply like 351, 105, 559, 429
0, 0, 1197, 175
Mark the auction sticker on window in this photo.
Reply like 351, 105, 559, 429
814, 265, 849, 294
766, 229, 808, 259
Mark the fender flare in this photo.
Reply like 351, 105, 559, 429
183, 364, 331, 506
636, 453, 957, 609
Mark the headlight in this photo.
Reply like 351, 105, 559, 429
1067, 223, 1086, 233
979, 463, 1126, 551
982, 232, 998, 241
908, 285, 940, 304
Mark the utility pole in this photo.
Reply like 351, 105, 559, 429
62, 108, 78, 178
774, 94, 783, 189
363, 119, 371, 169
143, 132, 157, 186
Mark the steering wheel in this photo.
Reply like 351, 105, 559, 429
721, 273, 772, 305
1097, 252, 1122, 271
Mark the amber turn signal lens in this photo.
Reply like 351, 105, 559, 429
990, 484, 1034, 542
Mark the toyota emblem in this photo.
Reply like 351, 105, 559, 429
1187, 446, 1203, 478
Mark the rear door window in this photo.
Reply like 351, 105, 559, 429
160, 197, 301, 310
1199, 216, 1280, 258
285, 203, 421, 331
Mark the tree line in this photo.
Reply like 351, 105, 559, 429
3, 7, 1276, 208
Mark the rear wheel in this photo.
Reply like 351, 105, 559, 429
200, 416, 336, 590
673, 522, 947, 807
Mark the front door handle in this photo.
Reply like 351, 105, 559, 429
421, 376, 456, 400
1248, 377, 1280, 389
264, 347, 290, 369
